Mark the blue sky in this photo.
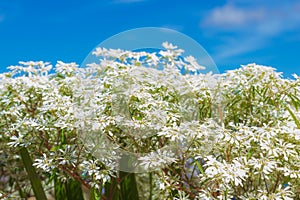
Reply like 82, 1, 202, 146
0, 0, 300, 76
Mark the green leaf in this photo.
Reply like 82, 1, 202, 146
119, 171, 139, 200
285, 105, 300, 128
66, 179, 85, 200
61, 129, 66, 144
90, 187, 101, 200
195, 160, 204, 175
54, 177, 67, 200
104, 177, 119, 200
20, 147, 47, 200
55, 177, 85, 200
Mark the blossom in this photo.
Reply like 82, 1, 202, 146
55, 61, 78, 75
80, 160, 100, 176
184, 56, 206, 72
33, 154, 55, 172
1, 44, 300, 199
162, 42, 178, 50
204, 156, 248, 187
138, 149, 177, 170
7, 134, 30, 147
248, 154, 278, 175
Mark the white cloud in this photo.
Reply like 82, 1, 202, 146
201, 1, 300, 60
212, 36, 266, 61
202, 4, 264, 28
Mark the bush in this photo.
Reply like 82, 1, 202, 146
0, 43, 300, 199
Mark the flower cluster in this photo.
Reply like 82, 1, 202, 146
0, 43, 300, 199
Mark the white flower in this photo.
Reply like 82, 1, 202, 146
293, 128, 300, 140
159, 50, 174, 58
138, 149, 177, 170
173, 190, 190, 200
162, 42, 178, 50
55, 61, 78, 74
157, 125, 183, 141
258, 185, 294, 200
58, 145, 77, 167
160, 42, 184, 58
33, 154, 55, 172
248, 155, 277, 175
280, 167, 300, 179
81, 160, 100, 175
184, 56, 205, 72
92, 47, 124, 58
1, 44, 300, 198
204, 156, 248, 187
7, 134, 30, 147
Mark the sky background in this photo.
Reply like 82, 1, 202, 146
0, 0, 300, 76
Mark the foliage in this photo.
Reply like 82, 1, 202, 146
0, 43, 300, 199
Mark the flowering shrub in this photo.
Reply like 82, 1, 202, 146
0, 43, 300, 200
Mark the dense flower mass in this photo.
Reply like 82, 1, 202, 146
0, 43, 300, 199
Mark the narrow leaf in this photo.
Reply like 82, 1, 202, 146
20, 147, 47, 200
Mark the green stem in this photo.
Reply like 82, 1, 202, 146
20, 147, 47, 200
149, 172, 152, 200
16, 181, 26, 198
